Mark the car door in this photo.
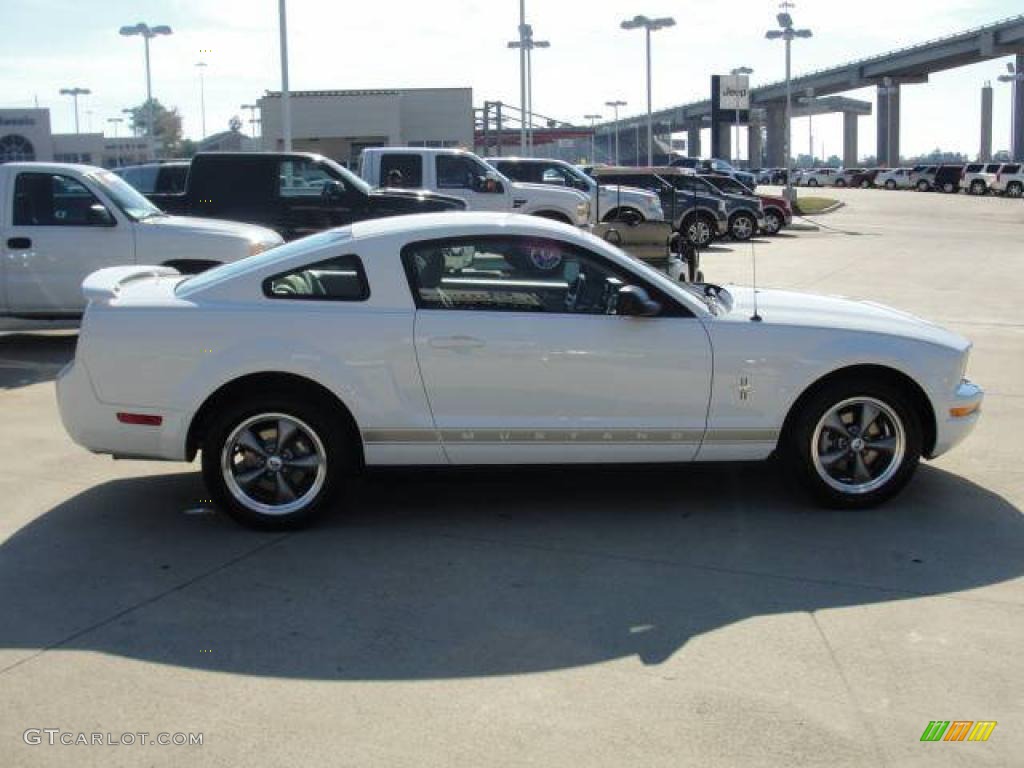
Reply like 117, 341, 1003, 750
277, 157, 361, 239
403, 234, 713, 464
4, 171, 133, 314
434, 154, 508, 212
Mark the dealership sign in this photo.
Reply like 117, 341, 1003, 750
719, 75, 750, 110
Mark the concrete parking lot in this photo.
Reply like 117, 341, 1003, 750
1, 188, 1022, 767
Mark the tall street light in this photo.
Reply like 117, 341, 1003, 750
765, 4, 812, 201
730, 66, 753, 166
605, 99, 627, 164
998, 62, 1024, 161
119, 23, 172, 140
278, 0, 292, 151
195, 61, 208, 139
508, 14, 549, 153
59, 87, 91, 134
584, 113, 602, 162
621, 14, 675, 166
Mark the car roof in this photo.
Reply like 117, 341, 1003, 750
348, 211, 576, 241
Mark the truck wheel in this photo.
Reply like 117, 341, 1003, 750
763, 209, 783, 235
683, 216, 714, 248
885, 179, 897, 190
201, 394, 347, 529
834, 178, 846, 188
916, 180, 930, 191
729, 212, 756, 241
1007, 181, 1023, 198
807, 178, 819, 187
783, 377, 922, 509
860, 180, 871, 189
970, 180, 987, 195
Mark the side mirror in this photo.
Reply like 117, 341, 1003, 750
616, 285, 662, 317
87, 204, 116, 227
321, 180, 346, 201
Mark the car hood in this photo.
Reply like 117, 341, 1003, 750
140, 214, 280, 242
720, 286, 969, 351
511, 181, 589, 203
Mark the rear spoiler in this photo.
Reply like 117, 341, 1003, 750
82, 265, 180, 303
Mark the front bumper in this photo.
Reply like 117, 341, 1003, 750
929, 379, 984, 458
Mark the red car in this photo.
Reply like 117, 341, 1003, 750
701, 174, 793, 235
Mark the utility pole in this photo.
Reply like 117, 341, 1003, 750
279, 0, 292, 151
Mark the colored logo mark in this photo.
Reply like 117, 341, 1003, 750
920, 720, 997, 742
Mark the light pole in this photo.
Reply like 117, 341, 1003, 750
730, 66, 753, 166
998, 62, 1024, 161
508, 13, 549, 153
879, 77, 899, 166
276, 0, 293, 151
584, 114, 603, 162
798, 88, 815, 165
605, 99, 627, 164
195, 61, 208, 139
621, 14, 675, 166
118, 22, 172, 139
765, 4, 812, 201
59, 88, 90, 134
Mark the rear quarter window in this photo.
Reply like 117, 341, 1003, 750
263, 254, 369, 301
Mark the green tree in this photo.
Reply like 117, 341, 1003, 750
127, 99, 184, 156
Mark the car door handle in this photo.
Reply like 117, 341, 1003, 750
429, 335, 486, 350
7, 237, 31, 249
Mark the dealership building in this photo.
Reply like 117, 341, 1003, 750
0, 108, 156, 167
258, 88, 473, 167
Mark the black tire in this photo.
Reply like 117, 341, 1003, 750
782, 377, 922, 509
807, 178, 819, 187
1006, 181, 1023, 198
970, 180, 986, 196
729, 211, 757, 241
860, 180, 871, 189
201, 392, 348, 529
885, 179, 896, 190
916, 180, 930, 192
942, 182, 955, 193
763, 209, 784, 235
834, 178, 846, 188
683, 214, 715, 248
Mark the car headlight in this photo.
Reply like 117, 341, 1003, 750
248, 239, 279, 256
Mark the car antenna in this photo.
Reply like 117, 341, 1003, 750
750, 237, 762, 322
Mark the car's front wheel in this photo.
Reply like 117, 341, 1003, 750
683, 215, 714, 248
807, 178, 819, 187
784, 378, 922, 508
729, 211, 757, 241
916, 180, 930, 191
885, 179, 897, 190
970, 179, 987, 195
763, 209, 784, 235
860, 180, 871, 189
834, 178, 846, 188
1006, 181, 1023, 198
202, 396, 345, 529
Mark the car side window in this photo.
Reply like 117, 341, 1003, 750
279, 159, 336, 197
436, 155, 480, 189
13, 173, 113, 227
402, 236, 687, 317
264, 254, 369, 301
379, 154, 423, 188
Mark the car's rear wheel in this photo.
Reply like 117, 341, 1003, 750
885, 179, 896, 190
942, 182, 955, 193
202, 396, 346, 529
784, 378, 922, 508
834, 178, 846, 188
1005, 181, 1022, 198
729, 211, 756, 241
970, 179, 986, 195
763, 209, 784, 235
916, 180, 930, 191
860, 179, 871, 189
807, 178, 819, 187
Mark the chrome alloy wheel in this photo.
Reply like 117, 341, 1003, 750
731, 214, 755, 240
221, 412, 327, 516
811, 397, 906, 495
687, 219, 712, 246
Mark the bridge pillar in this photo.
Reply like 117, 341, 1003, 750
1015, 53, 1024, 161
747, 123, 764, 168
766, 105, 786, 167
843, 112, 858, 168
687, 122, 701, 158
877, 83, 901, 166
980, 83, 993, 161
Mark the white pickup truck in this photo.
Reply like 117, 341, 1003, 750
360, 148, 590, 227
0, 162, 282, 327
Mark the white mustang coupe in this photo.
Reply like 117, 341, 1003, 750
57, 213, 982, 528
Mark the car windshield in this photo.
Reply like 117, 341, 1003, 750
89, 170, 164, 220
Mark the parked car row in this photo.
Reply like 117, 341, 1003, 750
784, 162, 1024, 197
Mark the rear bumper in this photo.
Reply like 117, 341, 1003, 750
929, 379, 984, 458
56, 359, 188, 461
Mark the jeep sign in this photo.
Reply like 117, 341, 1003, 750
719, 75, 750, 110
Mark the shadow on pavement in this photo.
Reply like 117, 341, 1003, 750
0, 333, 76, 390
1, 462, 1020, 680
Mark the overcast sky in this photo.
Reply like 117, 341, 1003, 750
0, 0, 1020, 161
